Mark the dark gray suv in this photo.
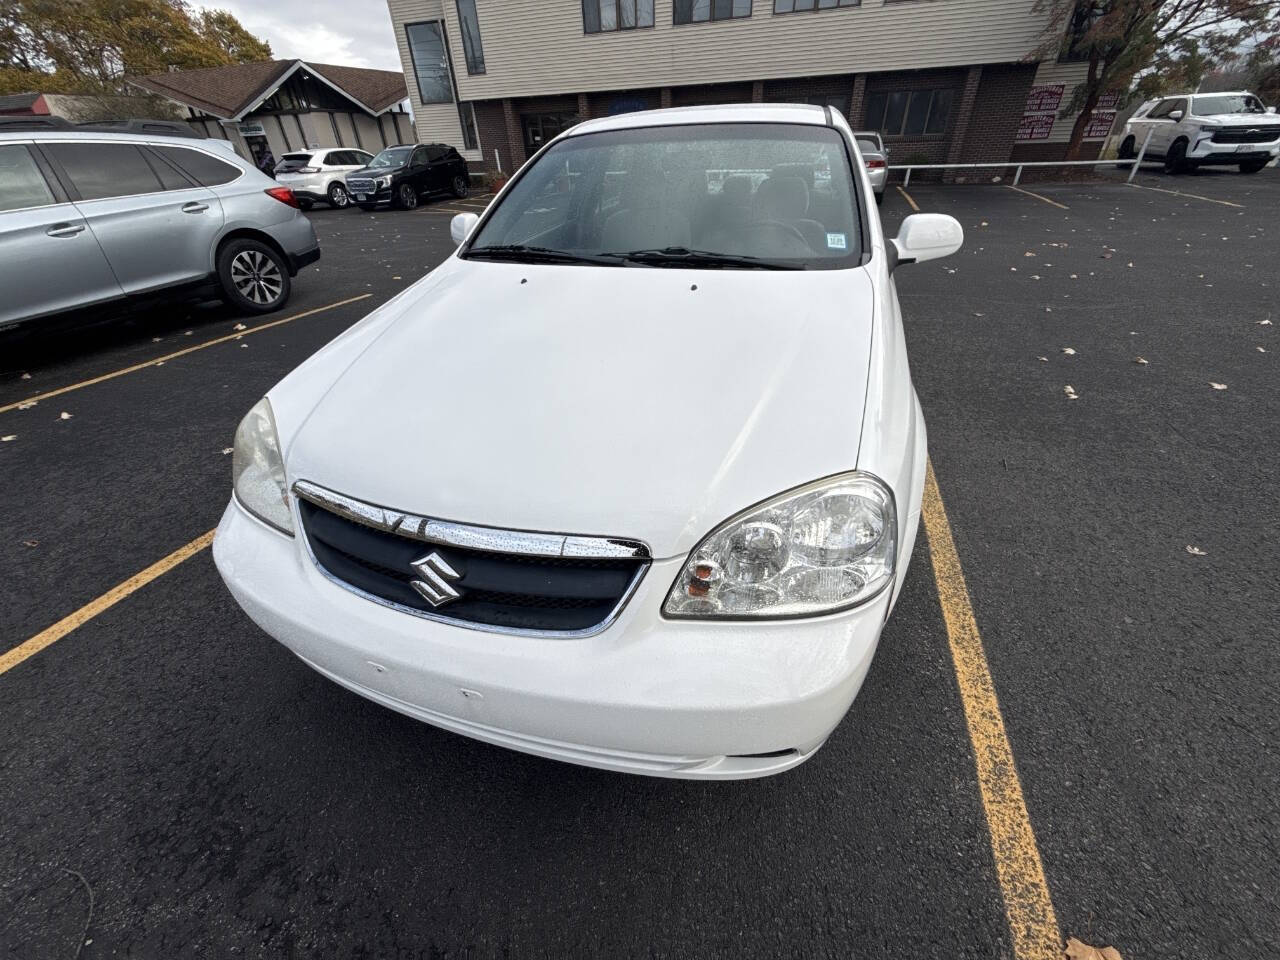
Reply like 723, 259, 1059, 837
0, 126, 320, 333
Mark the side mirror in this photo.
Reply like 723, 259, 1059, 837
1267, 106, 1277, 114
450, 212, 479, 246
890, 213, 963, 270
1168, 109, 1184, 121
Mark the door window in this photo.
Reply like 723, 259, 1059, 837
151, 146, 242, 186
47, 142, 162, 201
0, 144, 57, 211
411, 146, 430, 165
144, 150, 195, 190
426, 145, 448, 162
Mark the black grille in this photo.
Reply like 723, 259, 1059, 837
1211, 127, 1278, 144
299, 499, 648, 633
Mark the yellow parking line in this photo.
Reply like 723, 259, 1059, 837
922, 460, 1062, 960
0, 294, 371, 415
896, 185, 920, 212
1125, 181, 1244, 208
0, 530, 215, 677
1006, 185, 1069, 210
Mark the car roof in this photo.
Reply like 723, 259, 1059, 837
0, 127, 231, 146
570, 103, 831, 138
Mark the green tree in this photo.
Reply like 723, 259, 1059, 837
0, 0, 271, 95
1040, 0, 1280, 159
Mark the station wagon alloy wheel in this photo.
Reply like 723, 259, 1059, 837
452, 175, 469, 198
230, 249, 284, 305
398, 184, 418, 210
328, 183, 350, 208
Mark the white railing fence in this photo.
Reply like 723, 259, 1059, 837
891, 127, 1157, 186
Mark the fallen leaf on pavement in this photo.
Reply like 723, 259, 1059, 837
1061, 347, 1076, 355
22, 539, 38, 547
1259, 319, 1273, 326
59, 411, 72, 420
1185, 545, 1207, 556
17, 400, 36, 409
1037, 356, 1049, 362
222, 447, 233, 455
1065, 936, 1124, 960
1063, 385, 1078, 399
1258, 346, 1267, 353
1, 435, 15, 442
184, 330, 193, 336
233, 323, 247, 331
1024, 251, 1037, 257
1209, 382, 1227, 390
1100, 252, 1112, 259
1135, 357, 1148, 365
21, 372, 31, 379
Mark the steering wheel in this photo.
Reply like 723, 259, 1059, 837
747, 218, 813, 255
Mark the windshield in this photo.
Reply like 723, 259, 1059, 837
465, 123, 863, 269
1195, 95, 1266, 115
370, 147, 413, 167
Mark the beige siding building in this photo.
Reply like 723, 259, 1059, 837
386, 0, 1108, 176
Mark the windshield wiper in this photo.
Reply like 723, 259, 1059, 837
465, 244, 622, 266
602, 247, 804, 270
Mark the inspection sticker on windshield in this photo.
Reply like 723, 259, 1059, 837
826, 233, 847, 250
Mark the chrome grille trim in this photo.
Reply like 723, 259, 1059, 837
292, 479, 651, 560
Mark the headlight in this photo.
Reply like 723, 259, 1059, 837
664, 472, 896, 620
232, 398, 294, 535
375, 175, 391, 188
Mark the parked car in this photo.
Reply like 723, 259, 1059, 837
1119, 90, 1280, 174
345, 143, 471, 211
854, 130, 888, 204
213, 103, 964, 779
274, 148, 374, 210
0, 127, 319, 333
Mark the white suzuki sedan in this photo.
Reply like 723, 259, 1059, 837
214, 104, 962, 779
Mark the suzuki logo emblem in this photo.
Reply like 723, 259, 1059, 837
409, 551, 462, 607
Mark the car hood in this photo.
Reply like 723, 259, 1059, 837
1197, 114, 1280, 126
351, 164, 404, 177
285, 259, 875, 559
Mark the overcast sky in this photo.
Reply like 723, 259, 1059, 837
195, 2, 403, 71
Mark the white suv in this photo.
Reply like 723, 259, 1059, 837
274, 149, 374, 209
1119, 91, 1279, 174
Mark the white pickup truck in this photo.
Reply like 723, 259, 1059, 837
1118, 90, 1279, 174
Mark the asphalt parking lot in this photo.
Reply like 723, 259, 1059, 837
2, 168, 1277, 959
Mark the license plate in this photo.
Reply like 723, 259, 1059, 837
356, 193, 367, 200
1236, 144, 1253, 153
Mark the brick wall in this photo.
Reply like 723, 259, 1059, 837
762, 74, 856, 115
955, 63, 1038, 164
472, 100, 513, 174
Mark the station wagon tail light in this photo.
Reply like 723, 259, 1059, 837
664, 472, 896, 620
299, 165, 321, 173
264, 186, 300, 208
865, 158, 886, 169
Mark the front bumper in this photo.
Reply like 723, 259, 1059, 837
213, 498, 890, 779
1187, 135, 1279, 163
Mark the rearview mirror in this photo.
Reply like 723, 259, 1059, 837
451, 212, 479, 246
890, 213, 964, 270
1168, 109, 1184, 121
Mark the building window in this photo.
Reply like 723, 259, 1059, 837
458, 102, 479, 150
673, 0, 751, 25
865, 88, 955, 137
405, 21, 453, 104
455, 0, 486, 73
774, 0, 858, 11
584, 0, 655, 32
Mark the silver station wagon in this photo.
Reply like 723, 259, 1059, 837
0, 120, 320, 333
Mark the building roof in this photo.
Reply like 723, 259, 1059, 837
0, 93, 42, 113
130, 59, 407, 120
